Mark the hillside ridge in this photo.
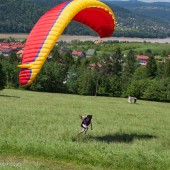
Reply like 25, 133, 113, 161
0, 0, 169, 38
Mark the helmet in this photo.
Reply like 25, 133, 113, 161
87, 115, 92, 119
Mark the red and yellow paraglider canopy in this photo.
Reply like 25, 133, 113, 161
18, 0, 116, 86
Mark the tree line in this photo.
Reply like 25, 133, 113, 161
0, 42, 170, 102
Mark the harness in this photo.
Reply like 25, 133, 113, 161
82, 117, 91, 126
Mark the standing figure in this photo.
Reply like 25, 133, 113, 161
78, 115, 93, 135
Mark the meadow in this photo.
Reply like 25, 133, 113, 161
0, 89, 170, 169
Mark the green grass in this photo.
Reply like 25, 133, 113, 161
0, 89, 170, 170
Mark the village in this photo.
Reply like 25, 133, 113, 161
0, 39, 170, 68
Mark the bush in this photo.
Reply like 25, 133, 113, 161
143, 78, 170, 102
125, 79, 151, 99
0, 62, 6, 90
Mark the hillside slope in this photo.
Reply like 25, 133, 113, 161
0, 0, 169, 38
0, 0, 48, 33
109, 1, 170, 24
106, 2, 170, 38
0, 89, 170, 170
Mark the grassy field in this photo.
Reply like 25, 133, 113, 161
0, 89, 170, 170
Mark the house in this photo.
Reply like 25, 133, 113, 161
2, 48, 12, 56
72, 50, 85, 58
136, 55, 149, 66
94, 39, 103, 44
0, 41, 25, 56
12, 43, 25, 51
86, 49, 96, 58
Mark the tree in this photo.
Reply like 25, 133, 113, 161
164, 59, 170, 77
145, 49, 152, 56
77, 67, 97, 95
109, 75, 122, 97
143, 78, 170, 102
0, 62, 6, 90
125, 79, 150, 99
98, 76, 110, 96
124, 50, 137, 75
66, 66, 78, 94
61, 52, 74, 69
52, 46, 60, 62
161, 50, 167, 62
110, 47, 123, 76
30, 62, 67, 93
1, 53, 19, 88
9, 53, 18, 64
157, 62, 165, 78
132, 66, 148, 80
146, 56, 157, 77
122, 50, 137, 94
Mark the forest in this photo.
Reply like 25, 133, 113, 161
0, 0, 170, 38
0, 40, 170, 102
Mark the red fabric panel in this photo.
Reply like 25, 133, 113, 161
22, 1, 70, 64
73, 7, 115, 38
20, 1, 70, 85
19, 69, 32, 85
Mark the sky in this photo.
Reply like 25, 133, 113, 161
104, 0, 170, 2
140, 0, 170, 2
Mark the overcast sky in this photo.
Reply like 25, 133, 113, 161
103, 0, 170, 2
140, 0, 170, 2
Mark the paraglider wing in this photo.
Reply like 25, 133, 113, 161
18, 0, 116, 86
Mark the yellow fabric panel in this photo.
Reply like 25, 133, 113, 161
21, 0, 116, 86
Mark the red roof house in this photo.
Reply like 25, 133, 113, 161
94, 39, 103, 44
72, 50, 85, 58
136, 55, 149, 66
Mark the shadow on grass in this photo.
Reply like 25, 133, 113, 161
90, 133, 157, 143
0, 94, 20, 98
72, 133, 157, 143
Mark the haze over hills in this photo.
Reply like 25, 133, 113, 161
0, 0, 169, 38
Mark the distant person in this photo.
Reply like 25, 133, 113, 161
78, 115, 93, 135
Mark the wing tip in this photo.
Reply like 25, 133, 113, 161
18, 63, 33, 69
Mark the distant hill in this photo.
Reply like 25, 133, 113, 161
0, 0, 169, 38
0, 0, 48, 33
109, 1, 170, 24
105, 1, 170, 38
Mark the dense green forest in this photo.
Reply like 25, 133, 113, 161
106, 1, 170, 38
0, 0, 48, 33
111, 1, 170, 24
0, 40, 170, 102
0, 0, 170, 38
